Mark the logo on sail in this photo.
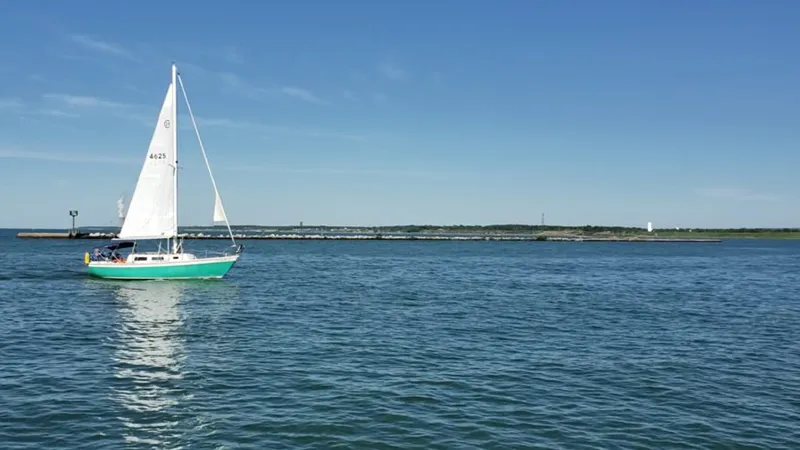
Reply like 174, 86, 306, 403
164, 119, 171, 128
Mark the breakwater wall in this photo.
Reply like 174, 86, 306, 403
16, 231, 721, 243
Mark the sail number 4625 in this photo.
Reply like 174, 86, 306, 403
149, 153, 167, 160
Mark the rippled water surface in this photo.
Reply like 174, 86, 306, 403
1, 231, 799, 449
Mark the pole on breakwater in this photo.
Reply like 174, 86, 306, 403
68, 210, 79, 238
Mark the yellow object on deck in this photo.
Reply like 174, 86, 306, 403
84, 252, 90, 265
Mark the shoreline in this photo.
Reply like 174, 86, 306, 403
11, 224, 798, 240
15, 231, 721, 243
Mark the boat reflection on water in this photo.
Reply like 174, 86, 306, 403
111, 281, 187, 447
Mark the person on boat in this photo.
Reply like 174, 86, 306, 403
92, 248, 101, 261
111, 250, 125, 262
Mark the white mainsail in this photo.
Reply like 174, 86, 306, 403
117, 81, 178, 240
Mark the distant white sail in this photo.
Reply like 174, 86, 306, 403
118, 82, 177, 240
117, 195, 126, 219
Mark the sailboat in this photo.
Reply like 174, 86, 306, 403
116, 194, 126, 231
84, 63, 243, 280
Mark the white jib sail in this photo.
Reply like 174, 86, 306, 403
213, 193, 227, 223
117, 82, 178, 240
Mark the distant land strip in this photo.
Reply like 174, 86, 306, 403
15, 223, 800, 241
205, 224, 800, 238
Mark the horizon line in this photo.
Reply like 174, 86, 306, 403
4, 224, 800, 231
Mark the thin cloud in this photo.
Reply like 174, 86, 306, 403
123, 83, 147, 94
178, 62, 329, 105
38, 93, 149, 123
0, 99, 80, 118
220, 46, 244, 64
69, 34, 139, 61
218, 71, 249, 90
297, 129, 366, 142
50, 106, 363, 143
195, 116, 367, 142
172, 45, 244, 65
43, 93, 129, 108
378, 61, 407, 81
0, 98, 24, 109
195, 117, 249, 129
37, 109, 80, 118
57, 54, 106, 65
199, 68, 274, 100
343, 90, 358, 102
176, 63, 259, 98
0, 148, 137, 165
280, 87, 327, 105
177, 63, 261, 97
174, 61, 210, 77
221, 164, 459, 179
696, 187, 781, 202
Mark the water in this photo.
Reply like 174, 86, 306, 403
1, 230, 799, 449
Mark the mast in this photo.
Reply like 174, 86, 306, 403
171, 62, 179, 253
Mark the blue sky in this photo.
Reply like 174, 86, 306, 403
1, 1, 799, 228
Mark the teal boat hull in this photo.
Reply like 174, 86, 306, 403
87, 256, 239, 280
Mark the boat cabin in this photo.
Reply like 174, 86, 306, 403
128, 252, 197, 263
90, 241, 197, 264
